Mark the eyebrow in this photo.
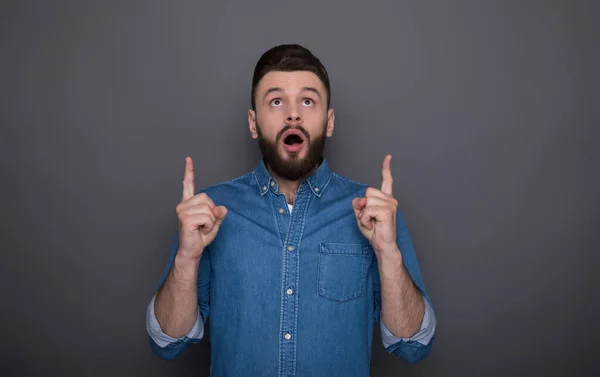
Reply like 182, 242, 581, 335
262, 87, 322, 101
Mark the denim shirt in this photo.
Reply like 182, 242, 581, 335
146, 158, 436, 376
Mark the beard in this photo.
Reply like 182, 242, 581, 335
256, 121, 327, 181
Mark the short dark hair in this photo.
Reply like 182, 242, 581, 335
251, 44, 331, 110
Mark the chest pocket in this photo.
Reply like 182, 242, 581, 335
317, 242, 374, 302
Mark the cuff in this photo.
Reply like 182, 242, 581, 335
381, 295, 436, 347
146, 294, 204, 348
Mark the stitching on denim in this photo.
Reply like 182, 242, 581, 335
317, 244, 372, 302
332, 173, 368, 187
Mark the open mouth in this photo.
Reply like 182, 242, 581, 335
284, 134, 304, 145
281, 130, 306, 153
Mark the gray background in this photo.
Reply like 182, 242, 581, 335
1, 1, 598, 376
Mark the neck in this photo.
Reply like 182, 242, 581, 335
265, 160, 322, 205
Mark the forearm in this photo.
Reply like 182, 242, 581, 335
154, 251, 201, 338
378, 247, 425, 338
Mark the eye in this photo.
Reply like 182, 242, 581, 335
270, 98, 283, 107
302, 98, 314, 106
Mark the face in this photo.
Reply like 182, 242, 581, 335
248, 71, 335, 181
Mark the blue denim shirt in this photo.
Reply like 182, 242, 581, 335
147, 158, 436, 376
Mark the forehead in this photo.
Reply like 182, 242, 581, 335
257, 71, 325, 94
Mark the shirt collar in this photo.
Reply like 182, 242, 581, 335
253, 157, 332, 198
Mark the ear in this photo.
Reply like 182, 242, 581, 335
248, 109, 258, 139
326, 108, 335, 137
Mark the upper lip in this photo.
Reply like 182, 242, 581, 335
281, 129, 306, 143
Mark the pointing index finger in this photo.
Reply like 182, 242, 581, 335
182, 156, 195, 201
381, 154, 393, 196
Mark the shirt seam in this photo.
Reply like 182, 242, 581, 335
331, 173, 368, 187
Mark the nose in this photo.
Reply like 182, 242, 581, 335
285, 104, 302, 125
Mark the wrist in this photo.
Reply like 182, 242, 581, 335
376, 245, 403, 272
173, 250, 202, 281
175, 247, 204, 262
375, 244, 401, 261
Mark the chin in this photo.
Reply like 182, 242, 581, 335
278, 148, 307, 160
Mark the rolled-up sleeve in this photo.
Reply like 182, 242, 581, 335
380, 294, 436, 347
146, 294, 204, 360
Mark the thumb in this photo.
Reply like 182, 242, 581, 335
213, 206, 228, 223
352, 197, 365, 216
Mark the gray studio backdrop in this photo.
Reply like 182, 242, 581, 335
1, 1, 599, 376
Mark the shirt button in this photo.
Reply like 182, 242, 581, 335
286, 288, 293, 295
278, 208, 285, 214
271, 181, 275, 187
284, 333, 292, 340
263, 185, 267, 191
314, 187, 319, 192
287, 245, 294, 252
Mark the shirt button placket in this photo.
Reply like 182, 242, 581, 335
278, 185, 308, 376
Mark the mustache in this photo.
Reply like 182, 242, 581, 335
276, 125, 310, 142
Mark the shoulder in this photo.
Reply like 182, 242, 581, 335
331, 172, 368, 188
195, 171, 255, 201
328, 171, 370, 197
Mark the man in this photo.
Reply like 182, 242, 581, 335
146, 44, 436, 376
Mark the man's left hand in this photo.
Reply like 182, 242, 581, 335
352, 154, 399, 255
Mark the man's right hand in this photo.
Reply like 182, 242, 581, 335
176, 156, 227, 259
